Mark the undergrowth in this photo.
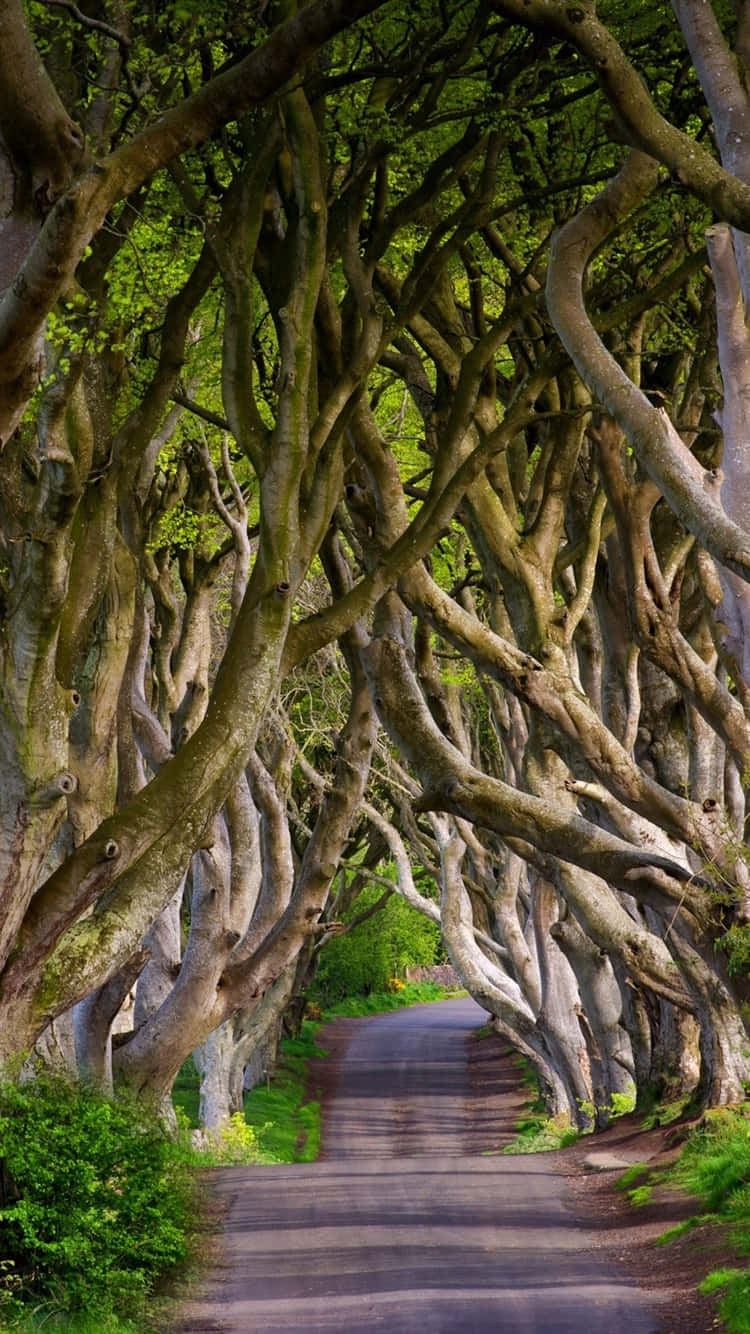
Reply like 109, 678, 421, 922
502, 1112, 581, 1154
323, 980, 462, 1018
242, 1024, 325, 1164
502, 1059, 636, 1154
501, 1055, 581, 1153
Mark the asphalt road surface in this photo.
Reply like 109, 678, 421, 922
176, 998, 661, 1333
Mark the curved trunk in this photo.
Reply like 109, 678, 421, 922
435, 817, 578, 1122
551, 914, 635, 1124
531, 879, 594, 1126
668, 928, 750, 1107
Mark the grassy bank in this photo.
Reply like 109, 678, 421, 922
654, 1108, 750, 1333
609, 1105, 750, 1333
500, 1057, 750, 1330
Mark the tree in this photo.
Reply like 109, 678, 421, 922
0, 0, 397, 1063
0, 0, 528, 1104
3, 0, 750, 1131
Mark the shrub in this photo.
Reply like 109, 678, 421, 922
0, 1073, 193, 1322
189, 1113, 273, 1166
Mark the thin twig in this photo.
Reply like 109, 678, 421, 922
42, 0, 131, 48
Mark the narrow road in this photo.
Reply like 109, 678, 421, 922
176, 999, 660, 1333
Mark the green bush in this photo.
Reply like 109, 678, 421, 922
0, 1073, 193, 1323
189, 1113, 274, 1166
312, 886, 441, 1003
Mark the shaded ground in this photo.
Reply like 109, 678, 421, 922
173, 998, 678, 1333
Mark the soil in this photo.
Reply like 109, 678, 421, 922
309, 1015, 739, 1333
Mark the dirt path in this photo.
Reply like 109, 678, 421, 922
174, 998, 670, 1333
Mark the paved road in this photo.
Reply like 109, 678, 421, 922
319, 997, 525, 1158
177, 998, 660, 1333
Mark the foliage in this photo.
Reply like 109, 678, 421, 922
637, 1094, 693, 1130
718, 924, 750, 979
615, 1162, 651, 1189
608, 1089, 637, 1118
171, 1056, 200, 1130
311, 885, 442, 1003
322, 980, 459, 1017
655, 1216, 701, 1245
626, 1183, 653, 1208
187, 1114, 273, 1167
0, 1311, 140, 1334
699, 1269, 750, 1334
668, 1107, 750, 1220
0, 1075, 192, 1325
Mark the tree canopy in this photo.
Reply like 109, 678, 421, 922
2, 0, 750, 1126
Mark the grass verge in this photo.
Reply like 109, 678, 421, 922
667, 1106, 750, 1334
500, 1054, 582, 1153
242, 1023, 325, 1164
0, 1314, 141, 1334
611, 1104, 750, 1334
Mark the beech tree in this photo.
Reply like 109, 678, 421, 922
3, 0, 750, 1130
0, 0, 400, 1072
0, 0, 529, 1109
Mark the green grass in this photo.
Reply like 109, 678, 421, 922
626, 1183, 653, 1207
502, 1112, 581, 1154
655, 1216, 702, 1246
669, 1106, 750, 1332
648, 1105, 750, 1333
0, 1307, 152, 1334
172, 1055, 200, 1128
243, 1024, 325, 1163
616, 1162, 651, 1189
699, 1268, 750, 1333
500, 1053, 580, 1154
0, 1313, 141, 1334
